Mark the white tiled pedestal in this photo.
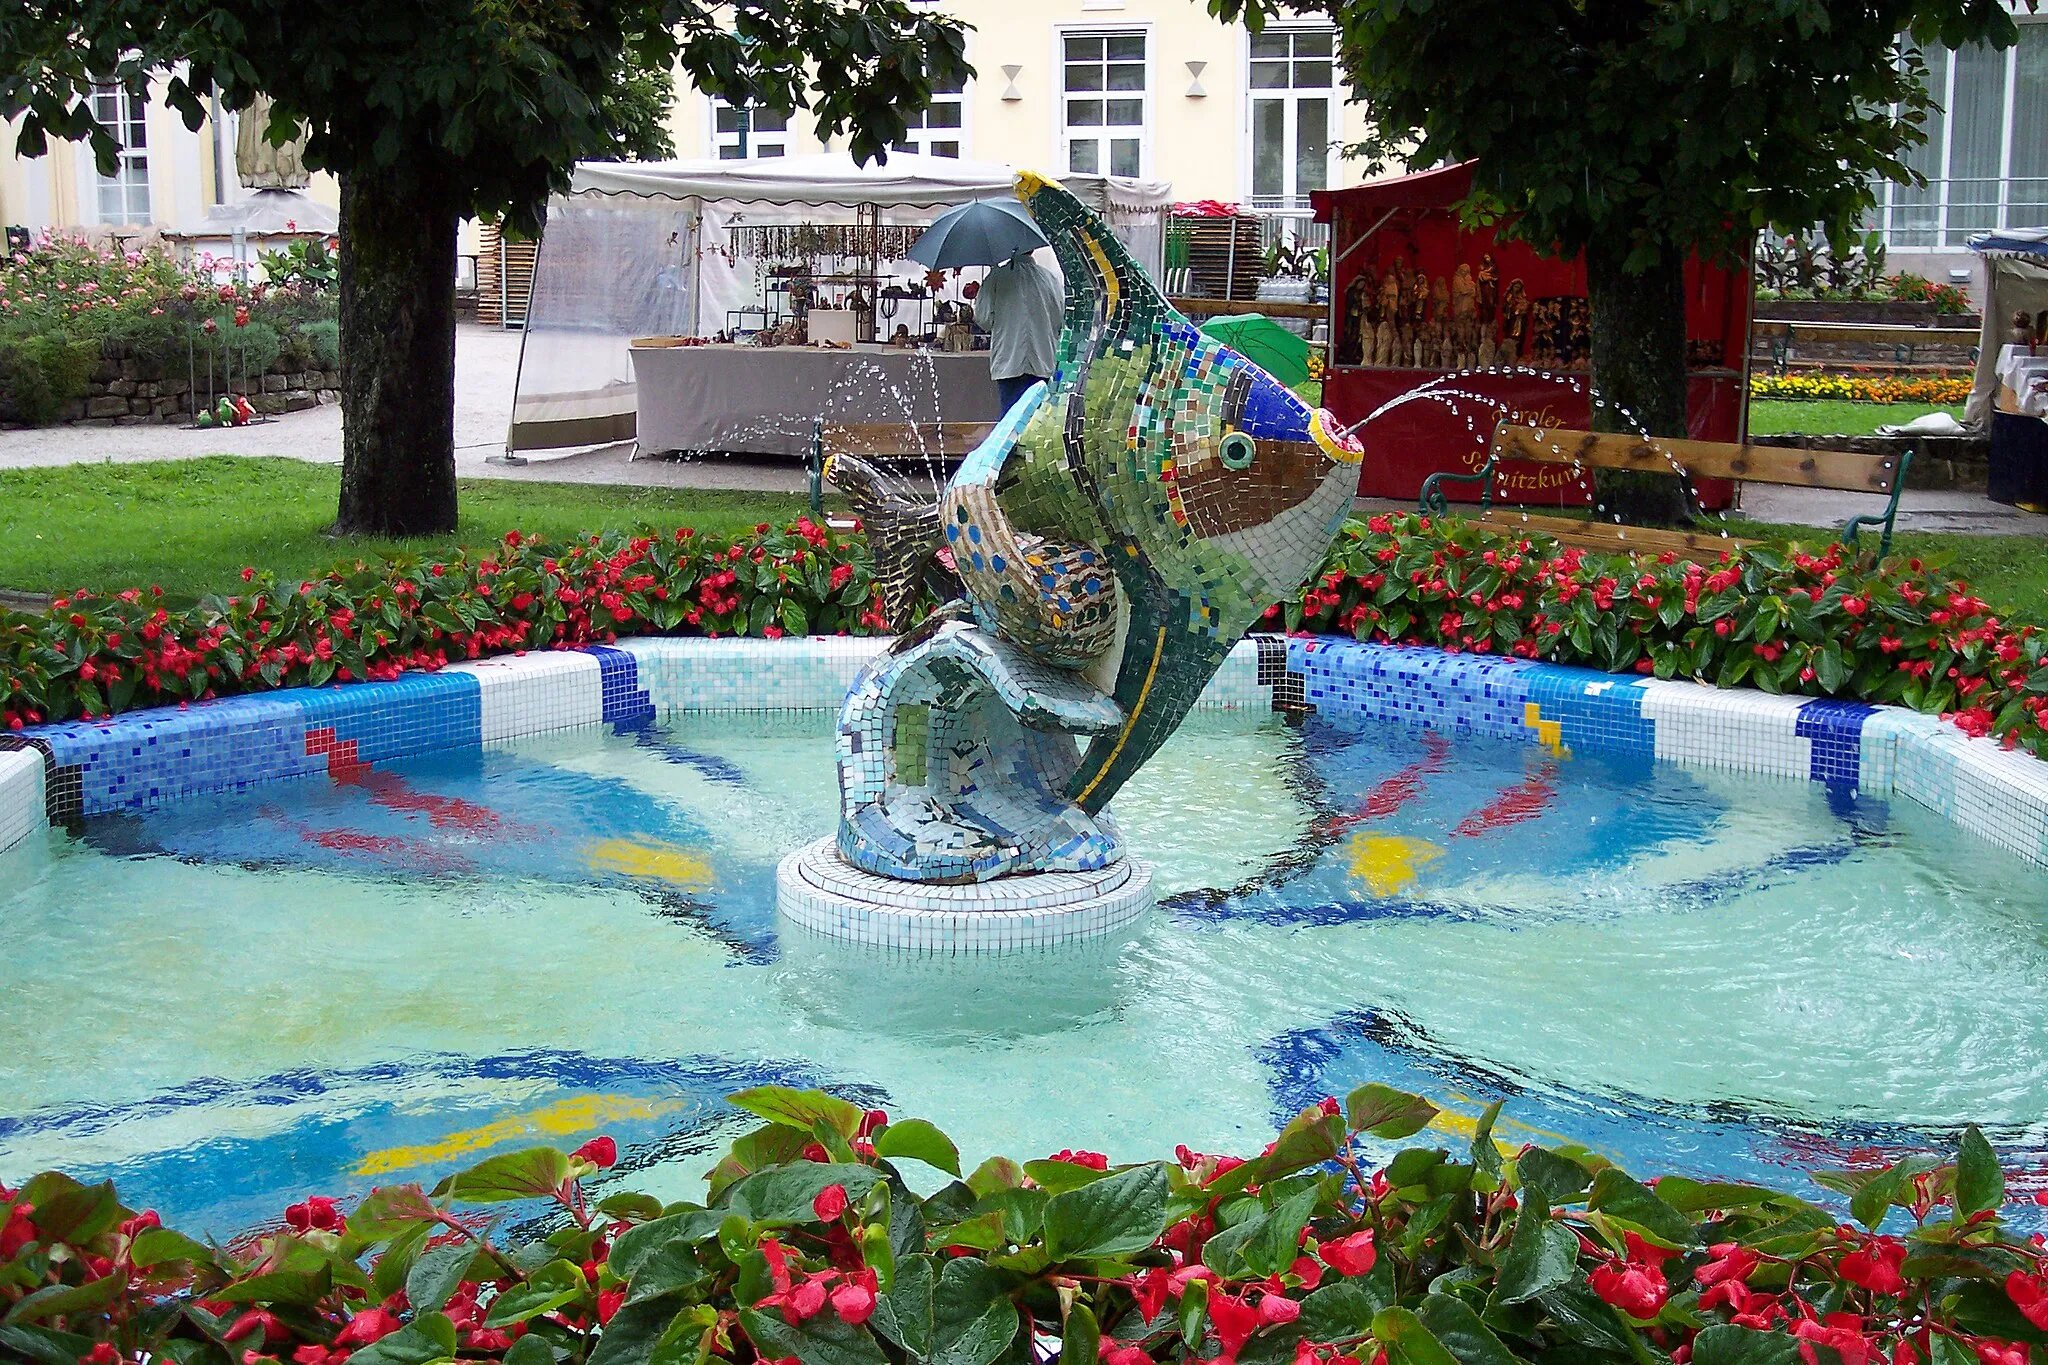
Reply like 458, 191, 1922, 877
775, 836, 1154, 953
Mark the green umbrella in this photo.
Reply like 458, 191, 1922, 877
1198, 313, 1313, 387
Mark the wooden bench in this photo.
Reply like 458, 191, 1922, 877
1757, 320, 1980, 374
1419, 423, 1913, 558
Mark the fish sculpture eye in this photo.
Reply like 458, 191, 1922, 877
1219, 431, 1257, 470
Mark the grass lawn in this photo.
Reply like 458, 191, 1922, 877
1748, 399, 1968, 436
0, 456, 822, 602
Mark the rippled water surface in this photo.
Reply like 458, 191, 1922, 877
3, 711, 2044, 1236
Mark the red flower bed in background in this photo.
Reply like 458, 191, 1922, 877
6, 514, 2047, 760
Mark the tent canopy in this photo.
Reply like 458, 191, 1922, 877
508, 155, 1171, 456
1969, 227, 2048, 258
569, 153, 1171, 214
1966, 228, 2048, 428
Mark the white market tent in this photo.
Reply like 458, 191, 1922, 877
1966, 226, 2048, 429
507, 153, 1172, 454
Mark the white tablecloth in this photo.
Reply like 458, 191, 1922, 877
629, 344, 1002, 457
1997, 343, 2048, 418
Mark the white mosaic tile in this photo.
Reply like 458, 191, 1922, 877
446, 650, 603, 744
0, 746, 45, 854
1638, 681, 1812, 780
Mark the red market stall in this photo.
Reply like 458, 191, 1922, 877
1311, 164, 1750, 508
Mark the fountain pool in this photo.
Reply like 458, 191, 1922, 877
2, 635, 2045, 1239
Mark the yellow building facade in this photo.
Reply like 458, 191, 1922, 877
1, 4, 1370, 239
665, 0, 1374, 212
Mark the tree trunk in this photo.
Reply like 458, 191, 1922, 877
1584, 229, 1692, 526
335, 170, 459, 536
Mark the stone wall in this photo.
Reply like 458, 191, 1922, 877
66, 354, 340, 427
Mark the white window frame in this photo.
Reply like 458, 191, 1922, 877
1876, 17, 2048, 250
892, 63, 971, 159
706, 95, 789, 161
77, 80, 153, 226
1240, 23, 1338, 214
1054, 24, 1152, 180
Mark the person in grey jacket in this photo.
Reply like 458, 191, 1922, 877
974, 250, 1064, 413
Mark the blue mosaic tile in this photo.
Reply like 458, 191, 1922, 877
582, 645, 657, 728
1796, 699, 1878, 789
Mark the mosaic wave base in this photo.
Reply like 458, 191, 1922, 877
776, 835, 1154, 952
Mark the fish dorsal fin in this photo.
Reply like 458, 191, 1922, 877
1014, 172, 1173, 363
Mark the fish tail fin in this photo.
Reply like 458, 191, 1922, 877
824, 452, 943, 630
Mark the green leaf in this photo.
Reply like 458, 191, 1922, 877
931, 1258, 1020, 1365
346, 1313, 460, 1365
730, 1086, 865, 1138
1648, 1178, 1778, 1215
347, 1185, 442, 1239
1493, 1188, 1579, 1305
0, 1324, 98, 1365
1469, 1100, 1505, 1186
1042, 1163, 1169, 1261
1243, 1187, 1320, 1278
1416, 1294, 1525, 1365
967, 1158, 1026, 1198
504, 1337, 557, 1365
1347, 1084, 1441, 1140
742, 1308, 890, 1365
1020, 1160, 1112, 1194
1516, 1149, 1592, 1205
722, 1164, 881, 1224
611, 1210, 726, 1282
405, 1240, 479, 1314
1849, 1168, 1902, 1233
875, 1119, 962, 1176
3, 1274, 121, 1325
485, 1259, 587, 1327
1265, 1107, 1347, 1178
373, 1220, 435, 1302
1374, 1307, 1462, 1365
1587, 1168, 1698, 1246
435, 1146, 571, 1204
211, 1266, 333, 1307
1951, 1281, 2048, 1346
1691, 1325, 1804, 1365
1955, 1125, 2004, 1218
1301, 1275, 1391, 1339
27, 1181, 122, 1245
128, 1226, 220, 1269
1179, 1278, 1212, 1348
1061, 1302, 1102, 1365
598, 1192, 668, 1223
591, 1299, 684, 1365
1532, 1284, 1634, 1354
872, 1253, 935, 1358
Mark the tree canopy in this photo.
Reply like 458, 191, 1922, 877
1214, 0, 2025, 269
0, 0, 971, 233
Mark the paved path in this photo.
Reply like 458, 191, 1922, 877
3, 331, 2041, 530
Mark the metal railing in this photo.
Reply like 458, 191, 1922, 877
1868, 175, 2048, 248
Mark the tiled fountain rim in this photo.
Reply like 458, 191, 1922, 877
0, 633, 2043, 869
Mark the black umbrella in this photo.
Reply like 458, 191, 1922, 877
907, 198, 1049, 269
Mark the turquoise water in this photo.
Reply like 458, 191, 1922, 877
2, 711, 2045, 1237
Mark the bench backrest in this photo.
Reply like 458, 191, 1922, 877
1488, 423, 1903, 494
819, 421, 995, 458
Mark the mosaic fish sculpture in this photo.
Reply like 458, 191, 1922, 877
829, 172, 1365, 883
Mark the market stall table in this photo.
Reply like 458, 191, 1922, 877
1989, 342, 2048, 508
629, 343, 1002, 458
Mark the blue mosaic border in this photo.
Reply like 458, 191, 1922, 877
3, 636, 2046, 870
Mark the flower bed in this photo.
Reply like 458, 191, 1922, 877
0, 232, 339, 426
1748, 373, 1973, 406
5, 514, 2046, 760
6, 1083, 2047, 1365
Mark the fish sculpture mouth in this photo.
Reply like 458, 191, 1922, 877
1310, 407, 1365, 465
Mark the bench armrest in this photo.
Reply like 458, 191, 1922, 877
1419, 463, 1496, 516
1840, 445, 1913, 556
